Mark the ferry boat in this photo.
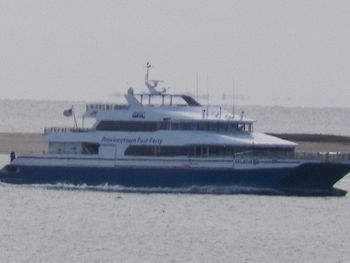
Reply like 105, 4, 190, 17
1, 63, 350, 196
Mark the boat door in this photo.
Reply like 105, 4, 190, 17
99, 144, 117, 166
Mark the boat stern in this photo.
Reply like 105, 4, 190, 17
280, 162, 350, 196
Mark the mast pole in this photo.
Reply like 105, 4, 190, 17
146, 62, 151, 83
232, 78, 235, 119
196, 72, 199, 100
72, 105, 78, 128
206, 74, 209, 118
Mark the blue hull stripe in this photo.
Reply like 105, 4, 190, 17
1, 162, 349, 196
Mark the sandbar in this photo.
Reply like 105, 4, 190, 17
0, 132, 349, 156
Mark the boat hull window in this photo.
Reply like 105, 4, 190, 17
82, 143, 99, 155
48, 142, 99, 155
124, 145, 294, 158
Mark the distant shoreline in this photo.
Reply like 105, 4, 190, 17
270, 133, 350, 153
0, 132, 350, 155
0, 132, 46, 155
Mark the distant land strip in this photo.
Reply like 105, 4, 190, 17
0, 132, 350, 155
0, 132, 46, 155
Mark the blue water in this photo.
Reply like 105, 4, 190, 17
1, 100, 350, 262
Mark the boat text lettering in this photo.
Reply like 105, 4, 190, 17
101, 136, 163, 145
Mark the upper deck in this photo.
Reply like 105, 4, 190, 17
133, 93, 201, 107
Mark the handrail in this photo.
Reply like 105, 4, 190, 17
230, 150, 350, 162
86, 104, 129, 111
294, 151, 350, 162
44, 127, 90, 134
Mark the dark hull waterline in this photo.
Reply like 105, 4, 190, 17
0, 162, 349, 196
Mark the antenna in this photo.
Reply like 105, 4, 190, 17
196, 72, 199, 100
72, 105, 78, 128
145, 62, 151, 83
144, 62, 163, 95
206, 74, 209, 118
232, 78, 235, 118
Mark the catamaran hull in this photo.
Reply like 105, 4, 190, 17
0, 162, 349, 196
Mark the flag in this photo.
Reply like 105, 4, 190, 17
83, 110, 97, 118
88, 110, 97, 117
63, 108, 73, 117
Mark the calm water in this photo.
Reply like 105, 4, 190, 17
1, 174, 350, 263
1, 99, 350, 135
1, 100, 350, 262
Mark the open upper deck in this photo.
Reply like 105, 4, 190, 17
83, 91, 202, 117
133, 93, 201, 107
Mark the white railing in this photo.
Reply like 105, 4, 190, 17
294, 151, 350, 162
86, 104, 129, 111
44, 127, 90, 134
233, 151, 350, 163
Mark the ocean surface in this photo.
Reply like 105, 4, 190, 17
1, 99, 350, 135
1, 100, 350, 262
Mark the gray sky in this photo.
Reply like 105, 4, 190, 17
1, 0, 349, 107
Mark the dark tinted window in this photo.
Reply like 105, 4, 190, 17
82, 143, 99, 154
124, 145, 294, 157
96, 121, 158, 131
96, 120, 252, 132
